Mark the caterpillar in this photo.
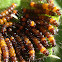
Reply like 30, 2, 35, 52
0, 3, 17, 18
18, 34, 35, 60
30, 2, 61, 15
0, 33, 9, 62
5, 38, 18, 62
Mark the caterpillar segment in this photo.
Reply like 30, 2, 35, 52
0, 3, 17, 18
5, 38, 18, 62
30, 2, 61, 15
0, 33, 9, 62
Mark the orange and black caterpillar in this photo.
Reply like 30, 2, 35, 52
0, 3, 17, 18
30, 2, 61, 15
23, 36, 35, 60
0, 33, 9, 62
5, 38, 18, 62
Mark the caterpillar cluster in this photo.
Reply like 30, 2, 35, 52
0, 0, 61, 62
